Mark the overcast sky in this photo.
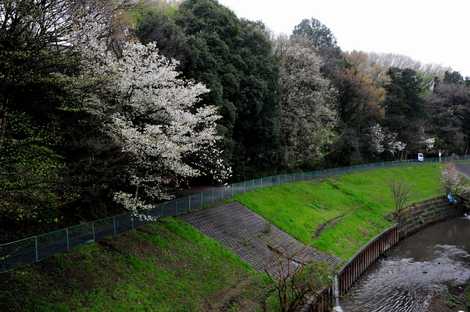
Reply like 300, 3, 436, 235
218, 0, 470, 77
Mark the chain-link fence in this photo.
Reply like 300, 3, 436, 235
1, 156, 467, 273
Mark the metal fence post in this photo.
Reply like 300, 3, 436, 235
188, 195, 192, 212
200, 192, 204, 209
34, 236, 39, 262
65, 228, 70, 251
113, 216, 117, 236
92, 222, 96, 241
131, 216, 135, 230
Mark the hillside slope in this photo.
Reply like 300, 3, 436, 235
0, 218, 271, 312
236, 164, 443, 259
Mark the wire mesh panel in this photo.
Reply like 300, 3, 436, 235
93, 217, 115, 241
289, 173, 296, 182
161, 200, 177, 217
307, 171, 317, 179
295, 173, 301, 181
214, 187, 225, 202
0, 237, 36, 272
262, 176, 273, 187
290, 173, 297, 182
189, 193, 202, 211
250, 179, 258, 189
317, 169, 326, 178
145, 205, 163, 220
223, 186, 232, 199
200, 190, 211, 207
253, 178, 262, 189
229, 182, 240, 195
212, 189, 219, 203
325, 168, 334, 176
115, 214, 133, 234
133, 214, 149, 228
282, 174, 290, 183
242, 180, 251, 191
37, 229, 68, 260
285, 174, 292, 183
176, 197, 190, 214
69, 223, 94, 249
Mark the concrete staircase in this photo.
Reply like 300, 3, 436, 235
181, 202, 340, 276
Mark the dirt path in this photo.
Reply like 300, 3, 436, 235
181, 202, 340, 276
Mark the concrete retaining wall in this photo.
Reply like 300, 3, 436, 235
398, 196, 468, 238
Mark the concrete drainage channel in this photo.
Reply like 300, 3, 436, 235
304, 196, 470, 312
182, 196, 470, 312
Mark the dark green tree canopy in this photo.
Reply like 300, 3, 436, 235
443, 70, 465, 84
382, 67, 426, 152
3, 0, 470, 241
137, 0, 281, 179
426, 73, 470, 154
293, 18, 338, 51
136, 9, 191, 70
0, 0, 129, 240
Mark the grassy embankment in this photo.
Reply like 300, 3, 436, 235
235, 163, 443, 260
0, 163, 445, 311
0, 218, 272, 312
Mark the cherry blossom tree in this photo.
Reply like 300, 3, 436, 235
72, 13, 230, 217
441, 163, 465, 196
368, 123, 406, 157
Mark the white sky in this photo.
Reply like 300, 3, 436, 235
218, 0, 470, 77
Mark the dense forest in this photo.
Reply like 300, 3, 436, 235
1, 0, 470, 241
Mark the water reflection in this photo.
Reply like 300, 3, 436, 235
340, 217, 470, 312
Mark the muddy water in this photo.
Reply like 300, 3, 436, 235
340, 217, 470, 312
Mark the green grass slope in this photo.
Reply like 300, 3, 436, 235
235, 164, 443, 259
0, 218, 270, 312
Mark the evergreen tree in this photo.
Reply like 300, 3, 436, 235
425, 72, 470, 154
382, 68, 427, 154
138, 0, 281, 178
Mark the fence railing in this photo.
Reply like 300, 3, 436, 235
337, 225, 400, 296
305, 225, 400, 312
304, 286, 335, 312
0, 155, 467, 273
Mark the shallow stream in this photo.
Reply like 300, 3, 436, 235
340, 217, 470, 312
